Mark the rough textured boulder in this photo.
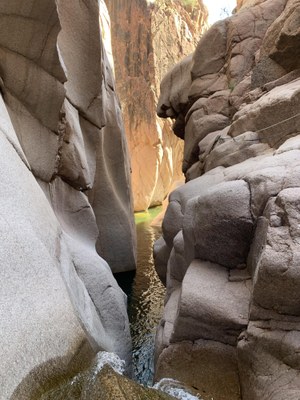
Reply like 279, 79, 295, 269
0, 1, 135, 398
154, 1, 300, 399
250, 0, 300, 88
184, 180, 253, 268
238, 324, 300, 400
106, 0, 208, 211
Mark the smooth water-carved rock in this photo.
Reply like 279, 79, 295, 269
57, 0, 137, 273
154, 1, 300, 399
0, 1, 135, 398
40, 355, 175, 400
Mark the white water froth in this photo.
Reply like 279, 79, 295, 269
93, 351, 126, 376
154, 378, 202, 400
93, 352, 202, 400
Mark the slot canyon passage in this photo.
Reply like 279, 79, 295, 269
2, 0, 300, 399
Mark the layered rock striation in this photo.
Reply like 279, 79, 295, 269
154, 0, 300, 399
0, 1, 136, 398
106, 0, 208, 211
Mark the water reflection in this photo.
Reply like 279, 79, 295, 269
117, 207, 165, 386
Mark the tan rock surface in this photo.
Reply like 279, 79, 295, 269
155, 340, 241, 400
106, 0, 208, 211
41, 361, 175, 400
236, 0, 268, 10
257, 0, 300, 73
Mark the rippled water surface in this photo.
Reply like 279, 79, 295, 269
127, 207, 165, 385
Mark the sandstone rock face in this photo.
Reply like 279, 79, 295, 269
154, 1, 300, 399
106, 0, 208, 211
0, 1, 135, 398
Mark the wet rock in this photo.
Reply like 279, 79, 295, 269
89, 365, 175, 400
39, 354, 176, 400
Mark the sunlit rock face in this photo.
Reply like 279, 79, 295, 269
236, 0, 266, 10
106, 0, 208, 211
0, 1, 135, 398
154, 0, 300, 399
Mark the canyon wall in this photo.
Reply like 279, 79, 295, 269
236, 0, 266, 10
154, 0, 300, 399
0, 1, 136, 398
106, 0, 208, 211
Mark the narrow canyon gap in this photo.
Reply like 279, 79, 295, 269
1, 1, 300, 400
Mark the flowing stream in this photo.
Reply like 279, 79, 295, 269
38, 207, 201, 399
116, 206, 165, 386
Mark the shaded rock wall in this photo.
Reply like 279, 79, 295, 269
0, 0, 135, 398
154, 1, 300, 399
106, 0, 208, 211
